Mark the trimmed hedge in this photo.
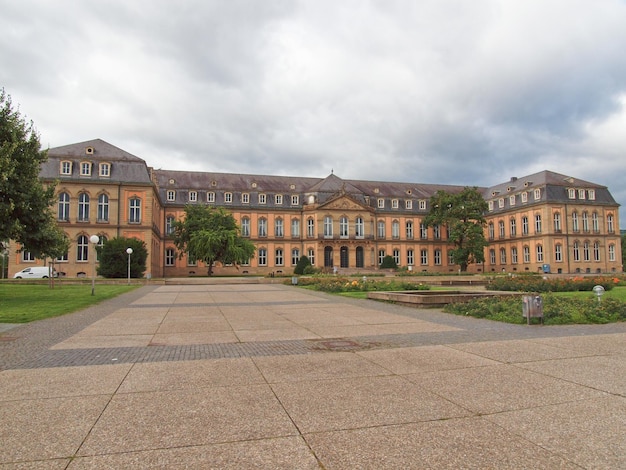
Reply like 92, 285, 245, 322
292, 276, 430, 293
487, 275, 619, 293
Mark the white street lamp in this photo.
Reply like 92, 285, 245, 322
126, 247, 133, 285
89, 234, 100, 296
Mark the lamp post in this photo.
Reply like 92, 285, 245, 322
126, 247, 133, 285
89, 234, 100, 296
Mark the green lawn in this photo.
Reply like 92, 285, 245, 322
0, 284, 138, 323
554, 287, 626, 302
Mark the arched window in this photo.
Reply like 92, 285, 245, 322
97, 194, 109, 222
572, 211, 579, 232
258, 218, 267, 237
78, 193, 90, 222
166, 216, 175, 235
275, 218, 284, 237
391, 220, 400, 239
307, 218, 315, 237
553, 212, 561, 232
58, 192, 70, 221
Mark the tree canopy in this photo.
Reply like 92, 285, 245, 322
97, 237, 147, 278
422, 187, 489, 272
172, 205, 256, 275
0, 89, 58, 253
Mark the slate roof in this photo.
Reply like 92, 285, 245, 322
41, 139, 153, 184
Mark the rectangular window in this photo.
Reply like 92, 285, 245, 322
377, 198, 385, 208
523, 246, 530, 263
224, 192, 232, 203
61, 161, 72, 175
534, 189, 541, 200
419, 200, 426, 210
568, 188, 576, 199
207, 192, 215, 203
536, 245, 544, 262
242, 193, 249, 204
434, 249, 442, 265
80, 162, 91, 176
258, 219, 267, 237
324, 216, 333, 238
291, 249, 299, 266
307, 218, 315, 237
291, 219, 300, 237
578, 189, 586, 200
555, 245, 562, 262
391, 221, 400, 239
259, 194, 266, 204
393, 249, 400, 265
99, 163, 110, 177
407, 249, 414, 265
258, 248, 267, 266
378, 250, 385, 266
291, 195, 299, 205
511, 247, 518, 264
420, 249, 428, 265
588, 189, 595, 200
377, 221, 385, 238
165, 249, 175, 266
406, 221, 414, 239
488, 201, 494, 211
355, 217, 364, 238
391, 199, 399, 209
275, 194, 283, 205
420, 223, 428, 239
189, 191, 197, 202
498, 198, 504, 209
405, 200, 412, 209
167, 190, 176, 202
308, 248, 315, 265
241, 218, 250, 237
275, 249, 284, 266
275, 219, 284, 237
521, 192, 528, 203
22, 251, 35, 262
129, 198, 141, 223
509, 195, 515, 206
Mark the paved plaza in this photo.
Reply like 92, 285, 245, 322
1, 282, 625, 468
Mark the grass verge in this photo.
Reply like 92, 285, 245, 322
0, 284, 139, 323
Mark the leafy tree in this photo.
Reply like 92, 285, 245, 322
31, 224, 71, 288
172, 205, 256, 275
0, 88, 56, 252
423, 187, 489, 272
294, 255, 311, 275
380, 255, 398, 269
97, 237, 147, 278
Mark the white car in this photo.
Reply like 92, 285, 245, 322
13, 267, 57, 279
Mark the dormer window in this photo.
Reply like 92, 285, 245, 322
588, 189, 595, 200
578, 189, 586, 200
207, 192, 215, 203
275, 194, 283, 205
80, 162, 92, 176
166, 190, 176, 202
60, 161, 72, 175
189, 191, 197, 202
99, 163, 110, 177
568, 188, 576, 199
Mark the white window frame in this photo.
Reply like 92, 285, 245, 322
80, 161, 91, 176
259, 194, 266, 204
99, 163, 110, 177
189, 191, 197, 202
60, 161, 72, 175
167, 190, 176, 202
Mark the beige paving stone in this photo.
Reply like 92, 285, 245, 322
156, 317, 231, 333
164, 306, 223, 317
118, 358, 266, 393
77, 385, 298, 455
68, 437, 319, 469
149, 330, 239, 346
305, 416, 577, 469
308, 321, 455, 338
254, 351, 391, 383
528, 333, 626, 355
279, 310, 368, 327
486, 396, 626, 469
448, 339, 593, 363
0, 365, 132, 401
77, 321, 160, 336
0, 395, 111, 463
517, 354, 626, 396
50, 334, 153, 349
405, 364, 606, 414
234, 327, 320, 342
0, 459, 71, 469
271, 375, 469, 433
357, 345, 498, 374
131, 293, 178, 305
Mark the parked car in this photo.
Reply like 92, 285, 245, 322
13, 267, 57, 279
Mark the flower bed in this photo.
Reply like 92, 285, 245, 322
487, 275, 619, 293
292, 276, 431, 293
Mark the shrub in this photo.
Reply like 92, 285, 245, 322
97, 237, 147, 278
444, 293, 626, 325
294, 255, 312, 275
487, 275, 618, 293
380, 255, 397, 269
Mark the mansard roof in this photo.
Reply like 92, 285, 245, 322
42, 139, 152, 184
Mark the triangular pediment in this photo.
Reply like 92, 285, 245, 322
319, 194, 372, 212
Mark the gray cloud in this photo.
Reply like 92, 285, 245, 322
2, 0, 626, 222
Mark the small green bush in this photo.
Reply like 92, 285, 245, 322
294, 255, 312, 275
380, 255, 397, 269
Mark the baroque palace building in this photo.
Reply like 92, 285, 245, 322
7, 139, 623, 278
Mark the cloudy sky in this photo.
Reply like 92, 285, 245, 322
2, 0, 626, 223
